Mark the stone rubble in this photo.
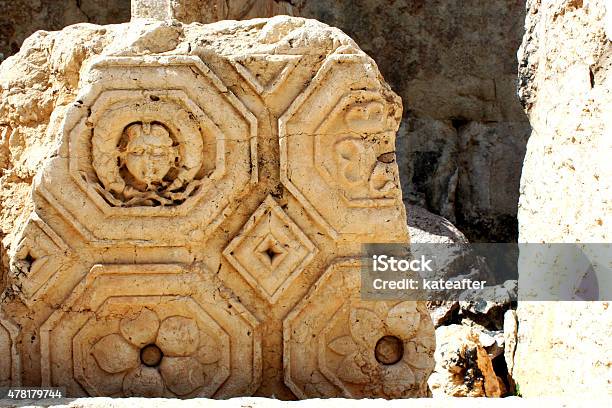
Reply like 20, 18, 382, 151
428, 325, 505, 398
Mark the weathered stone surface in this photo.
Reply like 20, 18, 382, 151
132, 0, 293, 23
457, 280, 517, 331
455, 122, 530, 242
514, 0, 612, 397
408, 205, 492, 283
406, 204, 503, 329
428, 325, 504, 398
397, 118, 531, 243
0, 10, 434, 399
0, 0, 531, 245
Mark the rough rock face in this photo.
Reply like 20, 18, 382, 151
428, 325, 504, 397
0, 0, 531, 244
514, 0, 612, 397
0, 0, 130, 61
0, 9, 436, 398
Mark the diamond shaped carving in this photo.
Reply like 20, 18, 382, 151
255, 233, 288, 269
223, 195, 317, 303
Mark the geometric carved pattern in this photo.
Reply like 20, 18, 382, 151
284, 259, 435, 398
8, 213, 70, 301
40, 264, 262, 398
280, 52, 405, 239
223, 195, 317, 303
0, 15, 430, 399
230, 54, 301, 96
73, 297, 229, 397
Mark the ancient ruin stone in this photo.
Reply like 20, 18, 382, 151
514, 0, 611, 397
0, 1, 434, 399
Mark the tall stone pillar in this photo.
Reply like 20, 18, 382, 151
0, 0, 434, 399
513, 0, 611, 397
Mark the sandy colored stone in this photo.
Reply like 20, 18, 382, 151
514, 0, 612, 397
284, 260, 435, 399
0, 2, 433, 399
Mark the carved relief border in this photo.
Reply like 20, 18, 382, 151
0, 311, 20, 387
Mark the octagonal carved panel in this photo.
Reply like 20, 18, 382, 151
40, 264, 261, 397
37, 56, 257, 244
283, 259, 435, 398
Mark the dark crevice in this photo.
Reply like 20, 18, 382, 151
451, 118, 470, 131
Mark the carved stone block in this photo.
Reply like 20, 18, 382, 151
0, 11, 434, 399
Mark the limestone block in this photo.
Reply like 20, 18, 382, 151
503, 310, 517, 379
515, 0, 612, 397
0, 13, 434, 399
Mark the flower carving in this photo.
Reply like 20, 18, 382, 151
325, 301, 434, 398
90, 309, 220, 397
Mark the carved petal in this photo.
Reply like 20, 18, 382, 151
92, 333, 139, 374
349, 308, 384, 349
386, 302, 420, 339
404, 341, 434, 370
122, 366, 164, 397
160, 357, 206, 396
381, 361, 416, 397
120, 308, 160, 348
157, 316, 199, 357
336, 354, 369, 384
328, 335, 358, 356
194, 331, 220, 364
